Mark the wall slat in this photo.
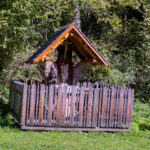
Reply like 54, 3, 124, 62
29, 84, 36, 125
47, 84, 54, 126
92, 88, 99, 127
61, 85, 68, 126
87, 87, 93, 127
109, 87, 116, 127
70, 86, 76, 126
78, 87, 85, 127
56, 86, 63, 125
117, 88, 124, 127
38, 84, 45, 125
101, 88, 108, 127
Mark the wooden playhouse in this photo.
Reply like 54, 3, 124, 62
9, 23, 134, 131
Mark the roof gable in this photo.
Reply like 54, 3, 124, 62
26, 23, 109, 66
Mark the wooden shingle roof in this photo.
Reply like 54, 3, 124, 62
26, 23, 110, 66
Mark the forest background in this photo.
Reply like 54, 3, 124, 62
0, 0, 150, 103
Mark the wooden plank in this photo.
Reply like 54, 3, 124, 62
75, 86, 80, 126
106, 89, 111, 127
97, 88, 102, 127
130, 89, 134, 129
92, 88, 99, 127
126, 89, 134, 128
114, 87, 120, 127
29, 84, 36, 125
38, 84, 45, 125
70, 86, 76, 126
35, 83, 40, 125
117, 88, 124, 127
43, 85, 48, 125
66, 86, 71, 125
122, 88, 128, 128
26, 85, 31, 125
21, 83, 28, 126
83, 85, 88, 127
78, 86, 85, 127
86, 87, 93, 127
56, 85, 63, 125
101, 88, 108, 127
47, 84, 54, 126
69, 36, 90, 58
87, 82, 92, 88
61, 85, 68, 126
109, 87, 116, 127
21, 126, 131, 132
53, 86, 58, 125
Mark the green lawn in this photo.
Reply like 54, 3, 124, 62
0, 98, 150, 150
0, 128, 149, 150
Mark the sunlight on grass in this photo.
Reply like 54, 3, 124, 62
0, 98, 150, 150
0, 128, 149, 150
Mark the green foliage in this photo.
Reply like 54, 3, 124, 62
132, 101, 150, 131
81, 0, 150, 102
0, 0, 150, 102
0, 98, 15, 127
0, 0, 76, 85
82, 66, 135, 87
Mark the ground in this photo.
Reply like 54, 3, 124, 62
0, 128, 150, 150
0, 98, 150, 150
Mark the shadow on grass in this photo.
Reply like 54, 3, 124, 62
0, 98, 16, 128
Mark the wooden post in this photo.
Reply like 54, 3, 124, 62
38, 84, 45, 125
61, 85, 68, 126
109, 87, 116, 127
92, 87, 99, 127
56, 85, 63, 125
21, 83, 28, 126
78, 86, 85, 127
47, 84, 54, 126
117, 88, 124, 127
87, 87, 93, 127
70, 86, 76, 126
101, 88, 108, 127
29, 84, 36, 125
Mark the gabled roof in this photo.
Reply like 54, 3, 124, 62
26, 23, 110, 66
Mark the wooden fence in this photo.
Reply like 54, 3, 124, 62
9, 80, 134, 132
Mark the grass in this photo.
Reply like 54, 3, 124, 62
0, 98, 150, 150
0, 128, 150, 150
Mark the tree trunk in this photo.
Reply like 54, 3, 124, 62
74, 3, 81, 30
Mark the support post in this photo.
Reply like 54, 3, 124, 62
21, 83, 28, 126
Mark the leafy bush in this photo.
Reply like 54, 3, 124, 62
132, 101, 150, 131
82, 65, 135, 87
0, 98, 15, 127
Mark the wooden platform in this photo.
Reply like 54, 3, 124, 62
9, 80, 134, 132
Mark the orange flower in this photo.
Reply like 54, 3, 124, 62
24, 141, 27, 145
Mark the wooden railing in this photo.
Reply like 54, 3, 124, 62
9, 80, 134, 131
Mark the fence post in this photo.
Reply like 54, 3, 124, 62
126, 89, 134, 129
21, 83, 28, 126
92, 87, 99, 127
29, 84, 36, 125
109, 87, 116, 127
101, 87, 108, 127
117, 88, 124, 127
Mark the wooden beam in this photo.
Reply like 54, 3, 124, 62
34, 24, 74, 63
21, 126, 130, 132
69, 34, 92, 59
72, 25, 109, 66
68, 38, 85, 60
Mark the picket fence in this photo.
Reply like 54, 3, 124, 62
9, 80, 134, 131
